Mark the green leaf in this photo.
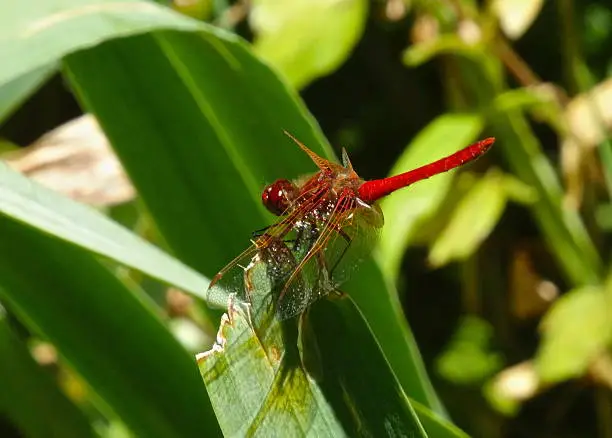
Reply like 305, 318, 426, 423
0, 161, 208, 298
0, 139, 20, 154
0, 64, 56, 124
0, 0, 208, 88
199, 276, 428, 437
344, 259, 447, 415
172, 0, 214, 20
198, 302, 345, 437
411, 400, 470, 438
435, 316, 503, 385
428, 170, 507, 267
500, 173, 538, 205
309, 298, 428, 437
0, 311, 96, 438
0, 215, 221, 437
378, 113, 486, 277
535, 285, 612, 383
250, 0, 368, 89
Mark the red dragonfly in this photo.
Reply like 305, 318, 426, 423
207, 132, 495, 320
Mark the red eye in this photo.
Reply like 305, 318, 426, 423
262, 179, 297, 216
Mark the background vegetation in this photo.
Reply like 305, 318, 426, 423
1, 0, 612, 437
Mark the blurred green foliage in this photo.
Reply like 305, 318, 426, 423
1, 0, 612, 437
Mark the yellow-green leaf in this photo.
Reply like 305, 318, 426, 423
428, 170, 506, 267
536, 286, 612, 383
251, 0, 367, 89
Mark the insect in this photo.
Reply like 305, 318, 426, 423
207, 132, 495, 320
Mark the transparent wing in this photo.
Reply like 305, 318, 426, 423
206, 178, 331, 319
325, 200, 383, 288
275, 196, 384, 320
205, 244, 259, 310
275, 220, 330, 320
207, 186, 384, 321
206, 235, 308, 318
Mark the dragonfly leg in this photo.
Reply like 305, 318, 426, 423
313, 226, 352, 288
328, 227, 352, 279
251, 224, 271, 238
329, 288, 348, 299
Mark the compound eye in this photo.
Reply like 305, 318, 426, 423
262, 179, 297, 216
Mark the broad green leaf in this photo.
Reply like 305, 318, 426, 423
198, 302, 344, 437
0, 0, 209, 88
0, 161, 208, 297
250, 0, 368, 89
428, 170, 507, 267
0, 215, 221, 437
0, 312, 95, 438
0, 64, 56, 124
344, 259, 447, 415
199, 263, 428, 437
535, 285, 612, 383
378, 113, 485, 277
309, 298, 428, 437
64, 26, 445, 414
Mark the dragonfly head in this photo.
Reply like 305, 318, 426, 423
262, 179, 298, 216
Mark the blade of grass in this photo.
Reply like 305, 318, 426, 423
199, 261, 431, 437
0, 215, 221, 437
0, 161, 208, 297
0, 0, 208, 89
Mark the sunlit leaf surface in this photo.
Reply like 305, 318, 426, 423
0, 161, 208, 297
250, 0, 368, 89
0, 0, 206, 88
428, 170, 507, 267
199, 262, 429, 436
536, 285, 612, 383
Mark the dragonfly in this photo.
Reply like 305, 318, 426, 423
207, 132, 495, 320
